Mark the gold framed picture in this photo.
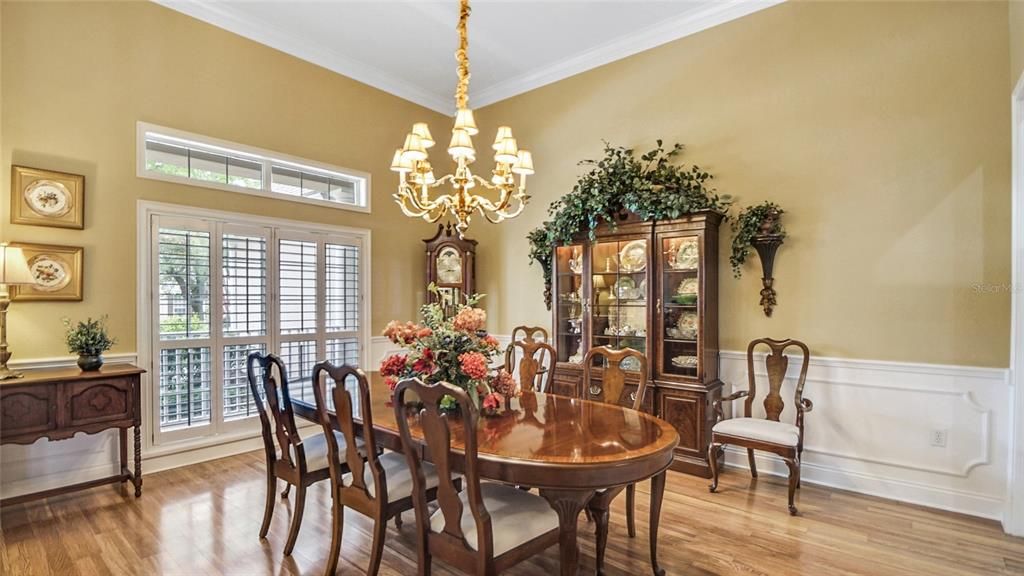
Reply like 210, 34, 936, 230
11, 166, 85, 229
10, 243, 84, 302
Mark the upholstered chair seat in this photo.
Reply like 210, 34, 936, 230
712, 417, 800, 447
344, 451, 441, 502
286, 431, 364, 472
428, 482, 559, 556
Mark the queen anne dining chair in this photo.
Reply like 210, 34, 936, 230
708, 337, 813, 515
394, 377, 561, 575
246, 352, 352, 556
503, 336, 556, 393
581, 345, 650, 575
311, 362, 445, 576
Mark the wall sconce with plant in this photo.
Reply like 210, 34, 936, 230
730, 202, 786, 316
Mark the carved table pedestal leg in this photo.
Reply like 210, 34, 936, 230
540, 488, 595, 576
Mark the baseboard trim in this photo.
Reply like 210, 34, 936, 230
722, 447, 1003, 520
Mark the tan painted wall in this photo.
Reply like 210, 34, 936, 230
476, 1, 1012, 367
0, 1, 478, 359
1013, 0, 1024, 88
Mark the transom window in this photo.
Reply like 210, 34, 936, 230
146, 209, 367, 444
137, 122, 370, 212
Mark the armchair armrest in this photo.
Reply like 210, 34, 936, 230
712, 390, 749, 423
798, 397, 813, 413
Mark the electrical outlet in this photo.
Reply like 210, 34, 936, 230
930, 429, 948, 448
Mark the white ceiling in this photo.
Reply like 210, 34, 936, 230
156, 0, 782, 114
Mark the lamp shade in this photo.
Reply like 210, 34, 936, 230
512, 150, 535, 175
448, 129, 475, 160
494, 137, 519, 164
401, 133, 428, 162
0, 245, 34, 285
412, 122, 435, 148
390, 149, 413, 173
492, 126, 513, 150
453, 108, 478, 135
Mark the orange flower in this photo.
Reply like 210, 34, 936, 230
453, 307, 487, 333
459, 351, 489, 380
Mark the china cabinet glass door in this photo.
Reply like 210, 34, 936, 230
658, 233, 701, 379
554, 245, 585, 363
589, 238, 649, 371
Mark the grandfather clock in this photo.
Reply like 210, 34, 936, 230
424, 222, 477, 314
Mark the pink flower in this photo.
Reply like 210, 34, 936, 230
482, 334, 500, 349
453, 307, 487, 333
482, 392, 504, 412
459, 351, 489, 380
384, 375, 399, 391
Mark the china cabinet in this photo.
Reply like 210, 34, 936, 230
551, 210, 723, 477
424, 223, 477, 314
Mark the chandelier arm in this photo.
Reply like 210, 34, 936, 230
454, 0, 471, 110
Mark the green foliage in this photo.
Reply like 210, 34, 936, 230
63, 316, 116, 356
527, 141, 731, 307
729, 201, 786, 278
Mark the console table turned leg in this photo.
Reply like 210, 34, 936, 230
133, 424, 142, 497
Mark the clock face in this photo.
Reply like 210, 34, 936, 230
24, 180, 73, 217
28, 254, 71, 292
436, 247, 463, 284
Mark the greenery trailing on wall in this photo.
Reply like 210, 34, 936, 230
527, 141, 731, 308
729, 201, 786, 278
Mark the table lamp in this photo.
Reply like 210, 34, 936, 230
0, 243, 35, 380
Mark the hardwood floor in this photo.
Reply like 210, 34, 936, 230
2, 451, 1022, 575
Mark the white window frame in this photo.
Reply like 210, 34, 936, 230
136, 121, 372, 213
137, 200, 372, 450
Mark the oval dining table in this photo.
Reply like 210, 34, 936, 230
290, 372, 679, 576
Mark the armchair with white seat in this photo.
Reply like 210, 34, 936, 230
707, 337, 813, 515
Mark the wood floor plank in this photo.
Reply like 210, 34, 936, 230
2, 451, 1022, 575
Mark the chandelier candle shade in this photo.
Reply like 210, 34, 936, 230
391, 0, 533, 237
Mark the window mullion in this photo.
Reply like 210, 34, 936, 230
210, 222, 226, 434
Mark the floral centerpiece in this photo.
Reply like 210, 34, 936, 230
380, 286, 518, 414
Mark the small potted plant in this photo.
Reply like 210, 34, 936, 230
63, 316, 116, 371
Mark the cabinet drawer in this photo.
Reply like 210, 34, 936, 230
0, 385, 57, 440
66, 378, 134, 426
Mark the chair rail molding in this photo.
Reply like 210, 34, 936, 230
718, 350, 1010, 521
1006, 70, 1024, 536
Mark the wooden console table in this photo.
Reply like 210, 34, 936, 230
0, 364, 144, 506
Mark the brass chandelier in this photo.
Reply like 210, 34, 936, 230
391, 0, 533, 237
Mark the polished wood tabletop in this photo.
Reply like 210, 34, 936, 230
290, 371, 679, 576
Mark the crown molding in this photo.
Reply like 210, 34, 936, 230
472, 0, 785, 108
153, 0, 453, 114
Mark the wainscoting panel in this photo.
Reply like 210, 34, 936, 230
2, 345, 1011, 523
717, 350, 1010, 520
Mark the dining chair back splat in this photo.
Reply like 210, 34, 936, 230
394, 378, 560, 575
504, 339, 556, 393
246, 352, 336, 556
708, 338, 813, 515
580, 345, 650, 573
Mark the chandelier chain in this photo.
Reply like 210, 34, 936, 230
454, 0, 471, 110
